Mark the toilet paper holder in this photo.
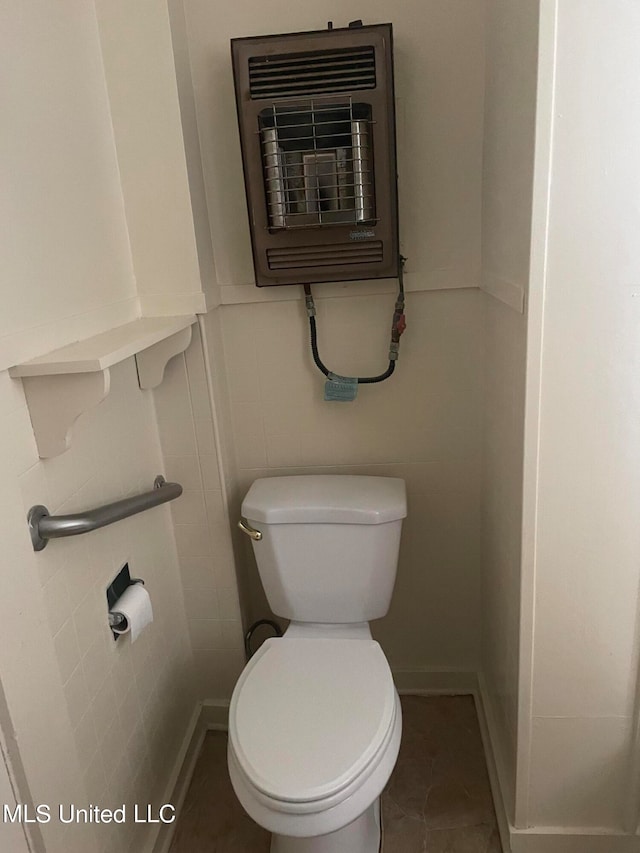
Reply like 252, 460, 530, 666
108, 611, 128, 629
107, 563, 144, 638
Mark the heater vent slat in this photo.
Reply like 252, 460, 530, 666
249, 47, 376, 99
251, 72, 375, 93
250, 58, 373, 80
267, 241, 383, 270
250, 47, 373, 70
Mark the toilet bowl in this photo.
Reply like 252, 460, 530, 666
230, 475, 407, 852
228, 635, 402, 851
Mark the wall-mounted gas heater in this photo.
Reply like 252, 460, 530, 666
231, 22, 399, 287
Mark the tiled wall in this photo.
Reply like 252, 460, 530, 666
0, 360, 196, 853
153, 325, 245, 702
219, 290, 485, 672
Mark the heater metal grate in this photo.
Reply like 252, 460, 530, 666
259, 97, 376, 231
267, 241, 383, 270
249, 46, 376, 100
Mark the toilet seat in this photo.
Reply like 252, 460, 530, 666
229, 637, 396, 808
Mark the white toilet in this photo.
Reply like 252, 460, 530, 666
230, 475, 407, 853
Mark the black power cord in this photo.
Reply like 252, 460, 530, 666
303, 256, 407, 385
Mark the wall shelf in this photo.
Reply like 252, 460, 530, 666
9, 316, 195, 458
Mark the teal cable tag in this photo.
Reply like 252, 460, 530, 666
324, 372, 358, 402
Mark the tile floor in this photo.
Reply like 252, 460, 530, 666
169, 695, 502, 852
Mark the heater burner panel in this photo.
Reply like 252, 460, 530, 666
259, 100, 375, 230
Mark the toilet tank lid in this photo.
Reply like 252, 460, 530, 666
241, 475, 407, 525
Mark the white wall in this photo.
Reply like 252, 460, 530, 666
519, 0, 640, 841
480, 0, 538, 826
1, 1, 138, 369
0, 5, 200, 852
178, 0, 487, 677
93, 0, 212, 317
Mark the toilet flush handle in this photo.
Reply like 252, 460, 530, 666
238, 518, 262, 541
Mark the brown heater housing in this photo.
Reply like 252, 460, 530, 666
231, 23, 399, 287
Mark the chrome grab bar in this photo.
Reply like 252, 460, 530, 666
28, 475, 182, 552
238, 518, 262, 541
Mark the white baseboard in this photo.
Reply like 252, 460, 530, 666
200, 700, 230, 731
151, 703, 208, 853
510, 831, 640, 853
475, 675, 513, 853
477, 674, 640, 853
150, 701, 230, 853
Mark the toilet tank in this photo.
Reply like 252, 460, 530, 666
240, 475, 407, 623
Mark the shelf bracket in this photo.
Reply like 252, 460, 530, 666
135, 326, 193, 390
9, 316, 196, 458
22, 370, 111, 459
